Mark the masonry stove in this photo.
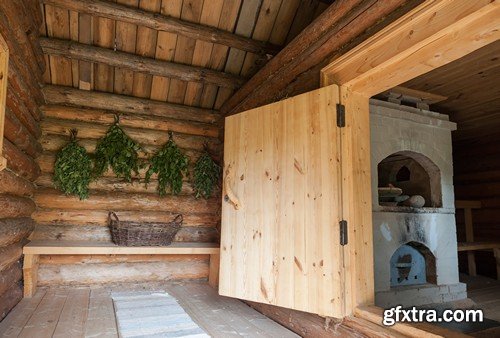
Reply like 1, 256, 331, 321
370, 98, 467, 308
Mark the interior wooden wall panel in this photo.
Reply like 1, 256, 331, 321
167, 0, 203, 104
215, 0, 262, 109
199, 0, 242, 109
183, 0, 224, 107
93, 16, 115, 92
240, 0, 283, 77
77, 14, 94, 90
45, 5, 72, 86
114, 0, 139, 96
0, 0, 44, 319
132, 0, 161, 98
149, 0, 183, 102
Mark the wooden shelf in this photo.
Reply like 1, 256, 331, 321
24, 240, 220, 255
457, 242, 500, 252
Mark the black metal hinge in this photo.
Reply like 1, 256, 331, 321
336, 103, 345, 128
340, 220, 348, 246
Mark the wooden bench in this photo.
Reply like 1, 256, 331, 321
457, 241, 500, 280
22, 240, 220, 297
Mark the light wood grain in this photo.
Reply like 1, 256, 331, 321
220, 85, 346, 317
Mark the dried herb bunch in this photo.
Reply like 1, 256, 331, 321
93, 116, 141, 181
53, 129, 92, 200
145, 132, 189, 196
193, 146, 220, 199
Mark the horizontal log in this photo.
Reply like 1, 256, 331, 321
0, 262, 22, 296
455, 182, 500, 199
0, 283, 22, 321
0, 1, 45, 75
32, 224, 219, 243
41, 105, 219, 138
36, 174, 196, 196
4, 108, 42, 157
42, 0, 279, 56
35, 188, 218, 214
41, 119, 220, 153
43, 85, 220, 124
40, 38, 244, 89
0, 240, 25, 272
3, 139, 41, 182
39, 254, 208, 265
0, 170, 35, 197
246, 301, 359, 337
7, 83, 41, 139
0, 5, 44, 88
8, 63, 43, 119
0, 194, 36, 218
38, 260, 209, 286
33, 209, 219, 228
37, 152, 204, 181
0, 217, 35, 248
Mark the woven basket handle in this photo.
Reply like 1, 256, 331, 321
172, 214, 183, 225
108, 211, 119, 223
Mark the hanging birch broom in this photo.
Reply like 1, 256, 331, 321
53, 129, 92, 200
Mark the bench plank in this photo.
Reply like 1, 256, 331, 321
23, 240, 220, 255
22, 240, 220, 298
457, 242, 500, 252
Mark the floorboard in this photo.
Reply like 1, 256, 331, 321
0, 282, 297, 338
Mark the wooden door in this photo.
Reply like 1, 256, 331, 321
220, 85, 348, 317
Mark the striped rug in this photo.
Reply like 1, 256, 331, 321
112, 291, 210, 337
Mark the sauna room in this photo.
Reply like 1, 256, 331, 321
0, 0, 499, 337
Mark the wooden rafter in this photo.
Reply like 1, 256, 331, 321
220, 0, 421, 116
321, 0, 500, 96
39, 38, 245, 89
41, 0, 281, 56
42, 85, 220, 124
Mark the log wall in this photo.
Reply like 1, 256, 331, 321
453, 139, 500, 278
0, 0, 43, 320
33, 85, 222, 285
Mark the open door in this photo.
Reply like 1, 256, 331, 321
219, 85, 348, 317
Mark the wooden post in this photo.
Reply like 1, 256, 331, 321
494, 248, 500, 281
208, 253, 220, 288
0, 32, 9, 171
464, 207, 476, 276
23, 254, 39, 298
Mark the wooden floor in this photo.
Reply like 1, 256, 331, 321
461, 274, 500, 322
0, 282, 298, 338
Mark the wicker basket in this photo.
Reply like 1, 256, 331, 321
108, 212, 183, 246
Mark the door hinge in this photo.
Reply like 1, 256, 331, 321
336, 104, 345, 128
340, 220, 348, 246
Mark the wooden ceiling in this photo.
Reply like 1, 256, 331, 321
403, 40, 500, 145
40, 0, 328, 111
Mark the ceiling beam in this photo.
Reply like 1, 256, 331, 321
39, 38, 244, 89
42, 85, 220, 124
41, 0, 280, 56
220, 0, 422, 116
322, 0, 500, 96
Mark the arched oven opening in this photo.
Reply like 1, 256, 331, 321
377, 151, 442, 209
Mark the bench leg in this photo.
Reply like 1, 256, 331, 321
208, 253, 220, 289
23, 254, 39, 298
494, 248, 500, 281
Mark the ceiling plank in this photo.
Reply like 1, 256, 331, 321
41, 0, 280, 56
39, 38, 244, 89
220, 0, 419, 116
42, 85, 220, 124
322, 0, 500, 96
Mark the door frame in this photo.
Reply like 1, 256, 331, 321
320, 0, 499, 311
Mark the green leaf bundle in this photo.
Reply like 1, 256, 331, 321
193, 150, 220, 199
53, 130, 92, 200
145, 133, 189, 196
94, 120, 141, 182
